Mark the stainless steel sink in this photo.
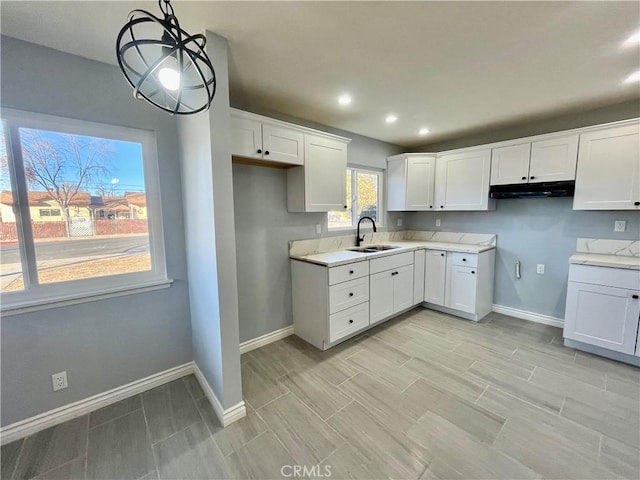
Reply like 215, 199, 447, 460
348, 245, 401, 253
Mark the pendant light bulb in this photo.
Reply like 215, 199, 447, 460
158, 65, 180, 91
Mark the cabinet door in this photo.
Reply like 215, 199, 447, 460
574, 124, 640, 210
446, 265, 478, 314
435, 149, 492, 210
393, 264, 415, 313
304, 134, 347, 211
230, 116, 263, 159
564, 282, 640, 355
370, 270, 395, 324
262, 123, 304, 165
413, 250, 426, 305
529, 135, 578, 183
424, 250, 446, 306
490, 144, 531, 186
406, 157, 436, 210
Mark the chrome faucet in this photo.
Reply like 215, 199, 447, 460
356, 216, 377, 247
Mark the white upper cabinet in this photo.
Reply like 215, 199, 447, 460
529, 135, 578, 183
435, 149, 494, 211
490, 135, 578, 186
231, 110, 304, 166
387, 154, 436, 211
288, 134, 348, 212
262, 124, 304, 165
573, 124, 640, 210
490, 143, 531, 185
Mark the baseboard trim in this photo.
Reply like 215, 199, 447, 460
492, 304, 564, 328
0, 362, 194, 446
239, 326, 294, 354
193, 363, 246, 427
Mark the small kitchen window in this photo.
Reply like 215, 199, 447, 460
328, 167, 383, 230
0, 109, 167, 312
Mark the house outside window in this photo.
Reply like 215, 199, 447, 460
328, 167, 383, 230
0, 109, 166, 311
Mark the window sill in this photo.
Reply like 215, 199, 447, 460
1, 279, 174, 316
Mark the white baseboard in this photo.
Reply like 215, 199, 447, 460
492, 304, 564, 328
0, 362, 194, 446
239, 325, 294, 354
193, 362, 246, 427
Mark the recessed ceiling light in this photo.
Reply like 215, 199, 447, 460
338, 94, 352, 106
385, 114, 398, 124
419, 128, 430, 135
624, 70, 640, 83
623, 30, 640, 47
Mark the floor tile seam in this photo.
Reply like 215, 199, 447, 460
183, 376, 206, 404
8, 432, 27, 480
473, 385, 489, 405
149, 417, 203, 447
322, 399, 355, 425
140, 391, 161, 480
28, 454, 86, 480
258, 389, 345, 442
253, 390, 291, 412
89, 405, 144, 431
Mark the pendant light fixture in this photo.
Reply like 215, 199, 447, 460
116, 0, 216, 115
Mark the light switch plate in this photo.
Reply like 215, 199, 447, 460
315, 224, 322, 234
536, 264, 545, 274
614, 221, 626, 232
397, 218, 403, 227
435, 219, 441, 227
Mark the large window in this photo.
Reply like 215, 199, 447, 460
0, 109, 166, 311
328, 168, 383, 230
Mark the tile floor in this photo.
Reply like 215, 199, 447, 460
2, 308, 639, 479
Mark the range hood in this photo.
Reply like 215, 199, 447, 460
490, 181, 575, 199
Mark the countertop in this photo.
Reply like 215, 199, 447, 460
570, 253, 640, 270
290, 241, 495, 267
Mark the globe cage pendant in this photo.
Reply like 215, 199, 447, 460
116, 0, 216, 115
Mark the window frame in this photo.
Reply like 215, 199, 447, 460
1, 108, 168, 313
328, 166, 384, 231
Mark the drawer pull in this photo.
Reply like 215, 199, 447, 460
471, 271, 476, 274
521, 176, 526, 180
349, 292, 354, 297
633, 295, 639, 299
257, 149, 262, 154
349, 270, 354, 274
264, 150, 270, 155
462, 258, 467, 262
635, 202, 640, 206
530, 176, 535, 180
441, 253, 444, 257
349, 319, 354, 324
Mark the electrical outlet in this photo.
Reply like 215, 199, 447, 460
52, 371, 68, 391
536, 264, 545, 275
396, 218, 403, 227
435, 219, 441, 227
614, 221, 626, 232
315, 224, 322, 234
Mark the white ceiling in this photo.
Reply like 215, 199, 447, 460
2, 1, 639, 147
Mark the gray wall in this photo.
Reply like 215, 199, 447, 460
407, 199, 640, 320
178, 32, 242, 409
0, 36, 192, 426
233, 123, 404, 343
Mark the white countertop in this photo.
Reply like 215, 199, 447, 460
291, 241, 495, 267
570, 253, 640, 270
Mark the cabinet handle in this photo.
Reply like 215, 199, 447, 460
471, 271, 476, 274
635, 202, 640, 206
349, 319, 354, 324
344, 205, 348, 209
264, 150, 270, 155
521, 176, 526, 180
349, 292, 354, 297
462, 258, 466, 262
441, 253, 444, 256
257, 149, 262, 154
633, 295, 639, 299
440, 205, 444, 209
349, 270, 354, 274
429, 205, 433, 208
530, 176, 535, 180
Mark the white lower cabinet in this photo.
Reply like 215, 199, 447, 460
370, 256, 414, 325
446, 265, 478, 314
413, 250, 426, 304
563, 264, 640, 356
424, 250, 446, 305
329, 303, 369, 344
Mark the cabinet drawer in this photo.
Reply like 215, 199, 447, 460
569, 264, 640, 290
448, 252, 478, 268
370, 251, 414, 274
329, 277, 369, 314
329, 261, 369, 285
329, 302, 369, 343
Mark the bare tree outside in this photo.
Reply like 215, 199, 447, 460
20, 129, 113, 236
